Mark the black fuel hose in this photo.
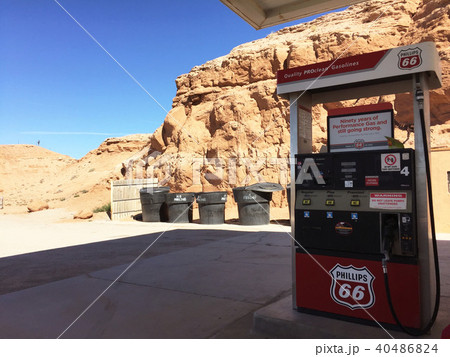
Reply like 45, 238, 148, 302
383, 86, 440, 336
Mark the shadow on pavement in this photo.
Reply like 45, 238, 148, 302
0, 228, 254, 296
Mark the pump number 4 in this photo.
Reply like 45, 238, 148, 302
400, 166, 410, 176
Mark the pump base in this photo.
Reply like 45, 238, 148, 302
253, 295, 429, 339
295, 252, 421, 329
296, 306, 421, 334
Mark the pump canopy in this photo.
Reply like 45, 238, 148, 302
220, 0, 368, 29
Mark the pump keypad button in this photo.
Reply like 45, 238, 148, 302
302, 199, 311, 205
325, 199, 335, 206
350, 200, 360, 206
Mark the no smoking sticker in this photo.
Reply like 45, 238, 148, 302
381, 153, 400, 172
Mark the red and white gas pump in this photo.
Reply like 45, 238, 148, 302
276, 42, 442, 334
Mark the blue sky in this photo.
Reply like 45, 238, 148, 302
0, 0, 344, 159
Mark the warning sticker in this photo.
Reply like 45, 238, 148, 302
369, 193, 407, 210
381, 153, 401, 171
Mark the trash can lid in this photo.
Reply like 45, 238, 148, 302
140, 186, 170, 194
244, 182, 284, 192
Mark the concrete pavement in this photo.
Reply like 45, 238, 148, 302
0, 216, 448, 338
0, 224, 292, 338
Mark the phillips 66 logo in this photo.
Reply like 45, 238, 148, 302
330, 264, 375, 310
398, 47, 422, 70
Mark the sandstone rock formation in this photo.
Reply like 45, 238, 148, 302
128, 0, 450, 212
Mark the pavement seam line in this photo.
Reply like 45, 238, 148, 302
86, 275, 264, 306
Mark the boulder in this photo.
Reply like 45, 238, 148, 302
27, 200, 49, 212
74, 209, 94, 220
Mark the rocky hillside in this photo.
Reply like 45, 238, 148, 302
0, 145, 75, 208
0, 134, 152, 212
129, 0, 449, 210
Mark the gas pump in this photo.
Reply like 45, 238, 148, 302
276, 42, 442, 334
295, 147, 421, 329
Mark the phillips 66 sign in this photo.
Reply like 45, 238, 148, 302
398, 47, 422, 70
330, 264, 375, 310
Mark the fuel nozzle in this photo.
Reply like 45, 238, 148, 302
383, 216, 396, 247
382, 214, 398, 265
